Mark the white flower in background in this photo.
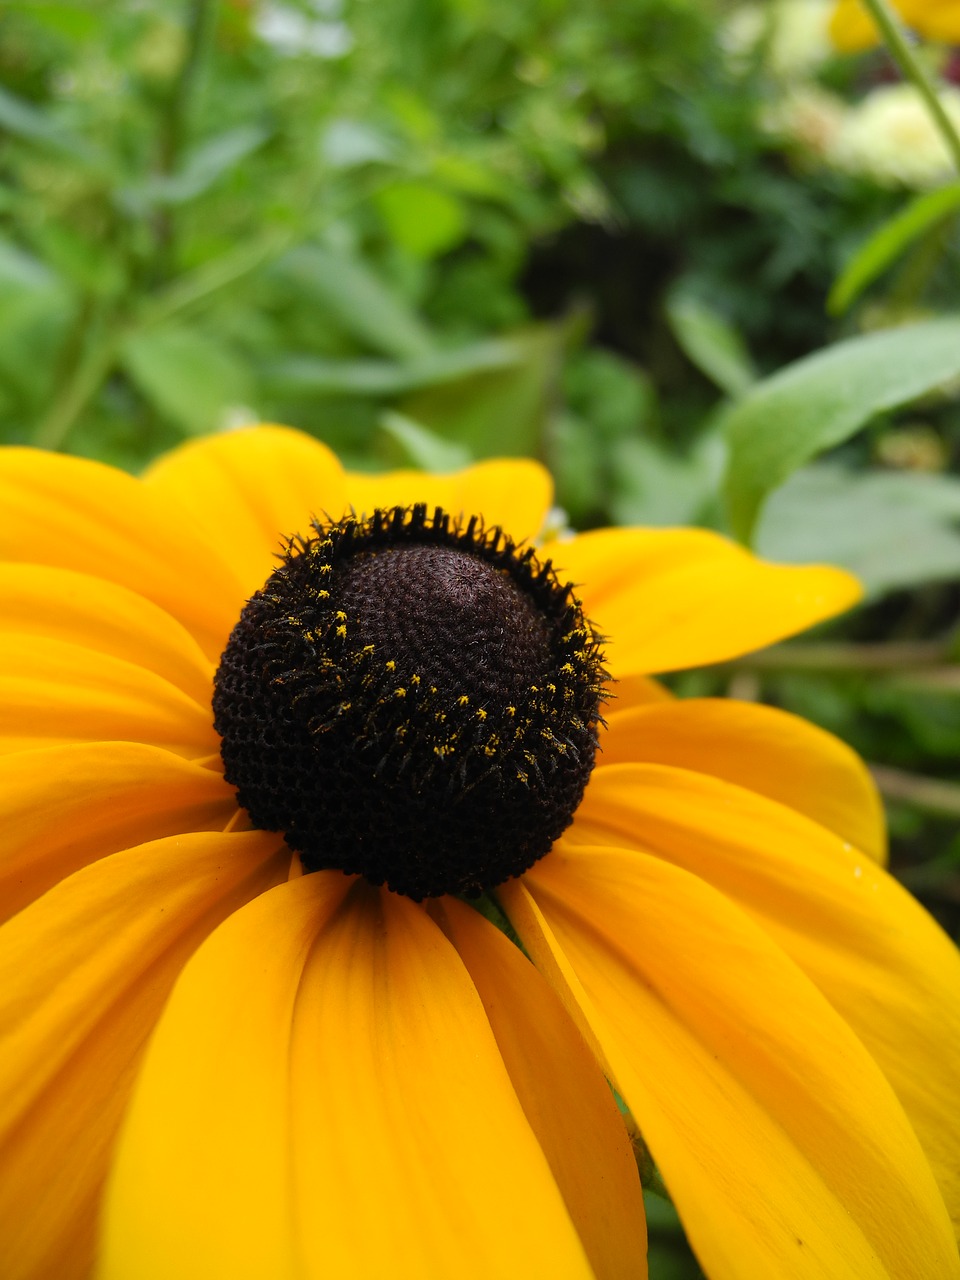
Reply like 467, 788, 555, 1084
255, 1, 353, 58
763, 84, 848, 158
829, 83, 960, 187
723, 0, 834, 77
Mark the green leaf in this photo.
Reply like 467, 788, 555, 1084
665, 292, 756, 398
379, 411, 472, 471
0, 238, 59, 292
262, 338, 520, 397
0, 84, 108, 173
27, 222, 125, 296
547, 412, 605, 523
400, 324, 564, 458
609, 432, 726, 528
374, 181, 467, 259
321, 118, 397, 169
563, 349, 655, 441
145, 230, 291, 326
828, 183, 960, 316
278, 245, 435, 361
119, 125, 270, 211
121, 325, 253, 435
757, 465, 960, 597
722, 318, 960, 543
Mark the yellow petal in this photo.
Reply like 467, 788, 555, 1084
0, 742, 236, 923
830, 0, 960, 49
544, 527, 861, 677
608, 673, 673, 709
435, 897, 647, 1280
143, 425, 348, 600
503, 848, 960, 1280
567, 762, 960, 1231
0, 563, 214, 706
598, 697, 886, 861
99, 877, 596, 1280
0, 634, 219, 758
0, 829, 289, 1280
346, 457, 554, 545
829, 0, 883, 49
922, 0, 960, 42
0, 448, 245, 659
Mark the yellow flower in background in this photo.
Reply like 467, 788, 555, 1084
831, 0, 960, 50
0, 424, 959, 1280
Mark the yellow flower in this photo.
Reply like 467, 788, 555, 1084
830, 0, 960, 50
0, 424, 958, 1280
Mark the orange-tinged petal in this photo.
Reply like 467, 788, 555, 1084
99, 877, 596, 1280
567, 763, 960, 1231
503, 850, 960, 1280
598, 697, 886, 861
0, 828, 289, 1280
0, 742, 236, 923
0, 449, 245, 659
0, 634, 219, 758
0, 563, 214, 706
436, 897, 647, 1280
143, 425, 348, 600
544, 527, 861, 677
346, 457, 554, 545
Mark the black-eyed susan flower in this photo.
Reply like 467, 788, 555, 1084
1, 425, 959, 1280
830, 0, 960, 50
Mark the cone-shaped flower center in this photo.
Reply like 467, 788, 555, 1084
213, 504, 607, 899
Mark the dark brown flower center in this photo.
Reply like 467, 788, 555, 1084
212, 504, 607, 900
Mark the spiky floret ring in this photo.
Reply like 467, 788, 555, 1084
213, 504, 608, 900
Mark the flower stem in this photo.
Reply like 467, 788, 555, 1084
32, 325, 124, 452
870, 763, 960, 818
153, 0, 218, 280
731, 638, 952, 672
859, 0, 960, 174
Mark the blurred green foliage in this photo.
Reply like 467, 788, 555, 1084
5, 4, 960, 1270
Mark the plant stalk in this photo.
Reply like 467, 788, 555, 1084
870, 763, 960, 818
859, 0, 960, 174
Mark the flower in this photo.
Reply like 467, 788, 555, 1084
830, 0, 960, 51
828, 81, 960, 185
761, 84, 848, 160
723, 1, 834, 79
1, 424, 959, 1280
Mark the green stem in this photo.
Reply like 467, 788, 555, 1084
162, 0, 218, 171
32, 326, 125, 452
870, 763, 960, 818
729, 639, 951, 673
860, 0, 960, 174
153, 0, 219, 279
